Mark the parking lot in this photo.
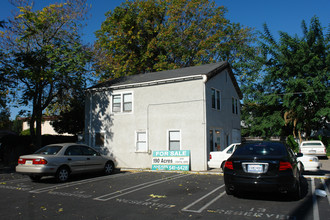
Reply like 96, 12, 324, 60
0, 160, 329, 220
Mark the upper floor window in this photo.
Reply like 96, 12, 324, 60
232, 97, 239, 114
112, 92, 133, 113
211, 88, 221, 110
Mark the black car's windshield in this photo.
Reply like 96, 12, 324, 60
234, 142, 286, 156
34, 146, 62, 155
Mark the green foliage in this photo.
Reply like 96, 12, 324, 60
242, 16, 329, 140
0, 109, 11, 130
51, 89, 85, 135
94, 0, 257, 81
286, 135, 299, 152
0, 0, 91, 146
20, 128, 35, 136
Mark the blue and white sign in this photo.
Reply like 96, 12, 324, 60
152, 150, 190, 171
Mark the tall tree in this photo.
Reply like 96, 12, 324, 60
0, 0, 91, 147
242, 16, 330, 141
94, 0, 257, 81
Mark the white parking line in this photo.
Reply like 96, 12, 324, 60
182, 184, 225, 213
30, 172, 136, 193
311, 178, 320, 220
94, 173, 190, 201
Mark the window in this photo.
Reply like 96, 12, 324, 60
136, 131, 147, 152
211, 89, 215, 109
169, 130, 180, 151
112, 92, 133, 113
65, 146, 83, 156
123, 93, 132, 112
95, 132, 105, 146
112, 95, 121, 113
232, 97, 239, 114
211, 88, 221, 110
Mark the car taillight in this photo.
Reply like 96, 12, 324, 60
224, 161, 233, 170
209, 154, 212, 160
279, 162, 292, 171
33, 159, 47, 165
18, 158, 26, 164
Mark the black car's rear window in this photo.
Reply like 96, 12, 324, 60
234, 142, 287, 156
34, 146, 63, 155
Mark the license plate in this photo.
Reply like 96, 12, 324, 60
25, 160, 33, 165
247, 164, 263, 173
309, 150, 316, 153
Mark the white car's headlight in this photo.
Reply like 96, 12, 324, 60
310, 157, 319, 162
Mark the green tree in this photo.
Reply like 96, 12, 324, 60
51, 86, 85, 135
0, 0, 91, 147
94, 0, 257, 81
242, 16, 330, 141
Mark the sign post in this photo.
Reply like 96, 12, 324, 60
152, 150, 190, 171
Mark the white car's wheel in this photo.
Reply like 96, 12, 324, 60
104, 161, 114, 175
56, 167, 70, 182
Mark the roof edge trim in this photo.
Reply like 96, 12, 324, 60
87, 75, 204, 92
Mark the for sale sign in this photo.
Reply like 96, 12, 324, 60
152, 150, 190, 171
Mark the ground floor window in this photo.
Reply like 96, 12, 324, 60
94, 132, 105, 147
136, 131, 147, 152
169, 130, 181, 151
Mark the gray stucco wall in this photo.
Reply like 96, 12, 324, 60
85, 78, 207, 171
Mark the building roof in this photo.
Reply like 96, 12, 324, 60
89, 61, 243, 99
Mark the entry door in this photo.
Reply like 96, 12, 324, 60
209, 129, 222, 151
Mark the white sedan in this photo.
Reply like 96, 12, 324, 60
296, 153, 322, 172
208, 143, 240, 170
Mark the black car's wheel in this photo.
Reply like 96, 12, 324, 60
291, 178, 302, 200
56, 166, 70, 182
225, 185, 234, 195
29, 175, 41, 182
104, 161, 114, 175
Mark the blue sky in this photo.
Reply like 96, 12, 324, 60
1, 0, 329, 43
1, 0, 329, 119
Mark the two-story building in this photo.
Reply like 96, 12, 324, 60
85, 61, 242, 171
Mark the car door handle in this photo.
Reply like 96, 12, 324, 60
87, 158, 90, 160
68, 158, 72, 161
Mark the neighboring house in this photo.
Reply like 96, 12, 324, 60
19, 116, 71, 136
85, 62, 242, 171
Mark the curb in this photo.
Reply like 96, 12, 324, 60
120, 168, 329, 179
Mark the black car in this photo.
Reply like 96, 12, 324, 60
224, 142, 302, 200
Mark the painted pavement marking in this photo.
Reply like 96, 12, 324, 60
181, 184, 225, 213
94, 173, 191, 201
311, 178, 320, 220
29, 172, 136, 194
321, 179, 330, 205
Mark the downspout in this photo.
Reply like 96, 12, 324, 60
89, 91, 92, 147
202, 75, 208, 170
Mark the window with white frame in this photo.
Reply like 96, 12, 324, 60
112, 94, 121, 113
112, 92, 133, 113
211, 88, 221, 110
123, 93, 132, 112
169, 130, 180, 151
136, 131, 147, 152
